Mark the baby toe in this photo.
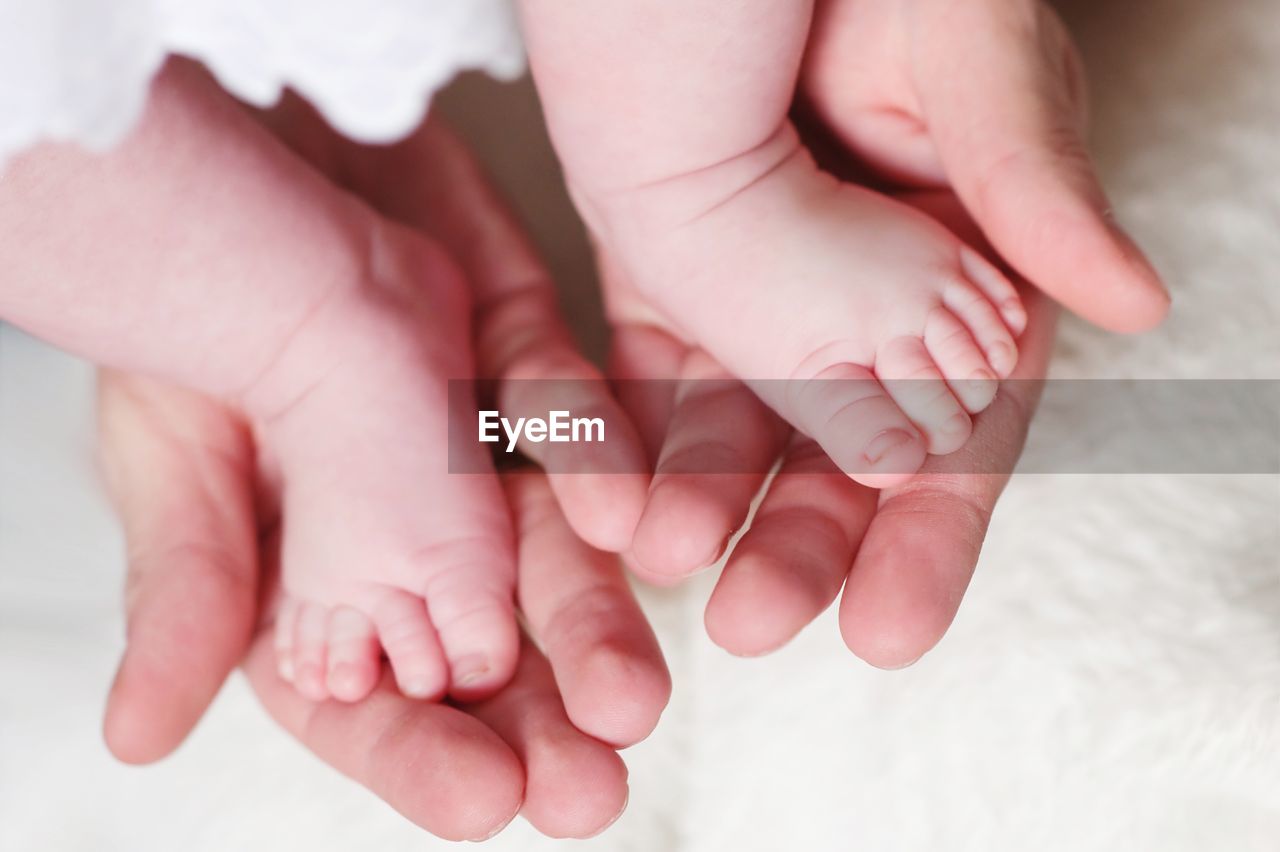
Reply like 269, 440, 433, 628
942, 280, 1020, 378
788, 361, 927, 489
876, 335, 973, 456
292, 602, 331, 703
274, 597, 300, 683
371, 590, 449, 701
424, 575, 519, 703
958, 247, 1027, 336
325, 606, 381, 703
923, 306, 1000, 414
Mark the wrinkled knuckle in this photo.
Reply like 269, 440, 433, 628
659, 438, 749, 475
542, 583, 625, 648
880, 484, 992, 534
783, 438, 834, 469
432, 596, 514, 635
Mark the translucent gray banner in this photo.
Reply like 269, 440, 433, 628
448, 379, 1280, 475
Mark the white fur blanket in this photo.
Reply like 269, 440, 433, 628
2, 0, 1278, 848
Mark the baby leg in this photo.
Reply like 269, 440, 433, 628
519, 0, 813, 207
0, 60, 517, 702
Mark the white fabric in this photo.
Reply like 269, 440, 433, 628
1, 0, 1279, 849
0, 0, 523, 166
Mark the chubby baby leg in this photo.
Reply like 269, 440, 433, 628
0, 60, 517, 702
520, 0, 1023, 487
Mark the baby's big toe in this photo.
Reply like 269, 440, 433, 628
789, 361, 927, 489
423, 573, 520, 703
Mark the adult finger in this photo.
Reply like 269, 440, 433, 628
377, 121, 652, 553
607, 320, 686, 465
467, 636, 631, 839
242, 638, 525, 842
629, 352, 790, 579
704, 434, 877, 656
97, 372, 259, 764
838, 285, 1059, 667
506, 474, 670, 748
912, 0, 1169, 332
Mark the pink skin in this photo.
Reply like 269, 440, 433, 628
0, 60, 650, 706
599, 0, 1148, 666
99, 376, 666, 840
800, 0, 1169, 333
611, 192, 1060, 666
604, 0, 1136, 665
95, 109, 671, 838
520, 0, 1030, 494
587, 0, 1168, 660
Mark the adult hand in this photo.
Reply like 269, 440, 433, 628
97, 112, 669, 841
606, 0, 1159, 668
801, 0, 1169, 332
609, 192, 1058, 668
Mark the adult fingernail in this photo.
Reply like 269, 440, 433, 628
863, 429, 915, 466
1108, 220, 1169, 298
880, 654, 923, 671
470, 812, 517, 842
586, 789, 631, 839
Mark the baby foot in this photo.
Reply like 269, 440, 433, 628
249, 222, 517, 703
587, 124, 1025, 487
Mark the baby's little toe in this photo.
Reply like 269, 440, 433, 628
274, 598, 299, 683
292, 601, 331, 703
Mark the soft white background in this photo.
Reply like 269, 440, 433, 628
2, 0, 1279, 849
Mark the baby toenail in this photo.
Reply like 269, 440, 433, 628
278, 657, 295, 682
944, 413, 969, 434
329, 663, 358, 689
401, 677, 437, 698
863, 429, 915, 466
970, 368, 996, 384
987, 343, 1014, 373
453, 655, 491, 687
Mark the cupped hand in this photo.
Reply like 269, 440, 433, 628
97, 111, 669, 841
607, 0, 1161, 668
609, 191, 1058, 668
